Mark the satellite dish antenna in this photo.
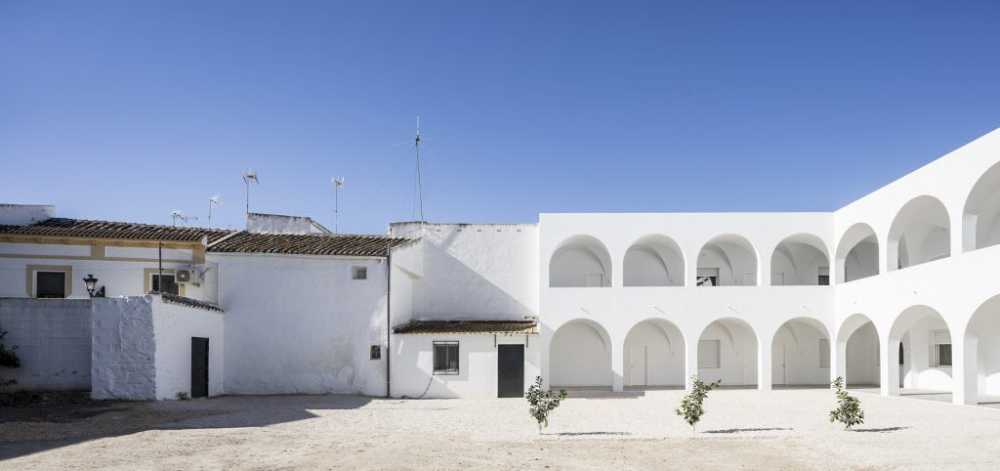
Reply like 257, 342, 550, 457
170, 210, 198, 227
208, 195, 222, 228
242, 170, 259, 217
332, 177, 345, 233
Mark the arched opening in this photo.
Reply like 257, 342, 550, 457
623, 319, 685, 388
771, 318, 831, 387
623, 235, 684, 287
549, 235, 613, 287
963, 161, 1000, 251
549, 319, 613, 388
888, 196, 951, 271
696, 234, 758, 287
837, 314, 881, 389
835, 223, 879, 283
961, 294, 1000, 405
770, 234, 831, 286
697, 318, 758, 387
888, 305, 953, 397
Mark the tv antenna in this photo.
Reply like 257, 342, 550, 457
241, 170, 259, 217
207, 195, 221, 228
332, 177, 345, 233
414, 116, 424, 222
170, 210, 198, 227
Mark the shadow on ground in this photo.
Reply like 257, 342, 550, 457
851, 427, 909, 433
0, 393, 372, 461
703, 427, 792, 434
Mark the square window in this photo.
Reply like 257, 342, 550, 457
818, 267, 830, 286
433, 341, 459, 375
36, 271, 66, 298
698, 340, 721, 369
370, 345, 381, 360
151, 273, 179, 295
352, 266, 368, 280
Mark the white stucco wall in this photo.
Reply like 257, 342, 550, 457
214, 253, 388, 396
151, 296, 225, 399
0, 298, 91, 391
90, 297, 156, 400
389, 223, 539, 322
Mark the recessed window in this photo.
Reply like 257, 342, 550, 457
370, 345, 381, 360
352, 266, 368, 280
697, 268, 719, 287
433, 341, 459, 375
935, 344, 952, 366
819, 339, 830, 368
151, 273, 179, 295
698, 340, 721, 369
818, 267, 830, 286
36, 271, 67, 298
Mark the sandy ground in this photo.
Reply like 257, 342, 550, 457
2, 388, 1000, 470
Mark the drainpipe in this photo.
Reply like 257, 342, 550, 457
385, 243, 392, 399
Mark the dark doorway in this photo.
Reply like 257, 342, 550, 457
497, 344, 525, 398
191, 337, 209, 398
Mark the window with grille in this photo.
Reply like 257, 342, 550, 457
433, 342, 459, 374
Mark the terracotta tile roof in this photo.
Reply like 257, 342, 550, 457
393, 319, 539, 335
206, 231, 411, 257
0, 218, 233, 243
155, 292, 224, 313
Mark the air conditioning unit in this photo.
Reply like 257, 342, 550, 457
175, 268, 193, 284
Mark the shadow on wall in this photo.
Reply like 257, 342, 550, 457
414, 229, 535, 320
0, 394, 372, 461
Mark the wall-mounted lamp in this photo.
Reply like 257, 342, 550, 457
83, 274, 99, 298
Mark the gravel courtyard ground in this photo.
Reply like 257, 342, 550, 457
2, 388, 999, 470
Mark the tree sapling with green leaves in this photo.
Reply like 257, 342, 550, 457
829, 376, 864, 430
525, 376, 567, 433
676, 376, 721, 431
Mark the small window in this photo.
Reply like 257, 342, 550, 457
819, 339, 830, 368
698, 340, 721, 369
151, 273, 179, 295
370, 345, 381, 360
697, 268, 720, 287
818, 267, 830, 286
936, 345, 952, 367
433, 341, 459, 375
352, 266, 368, 280
36, 271, 67, 298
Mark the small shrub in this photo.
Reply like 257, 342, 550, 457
0, 329, 20, 396
0, 330, 19, 368
676, 376, 720, 431
525, 376, 567, 433
829, 376, 864, 430
176, 392, 190, 401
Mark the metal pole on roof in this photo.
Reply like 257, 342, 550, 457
414, 116, 424, 222
332, 177, 344, 234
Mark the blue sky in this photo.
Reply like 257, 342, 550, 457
2, 1, 998, 233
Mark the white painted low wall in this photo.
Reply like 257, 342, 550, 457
391, 333, 541, 399
91, 297, 156, 400
0, 298, 91, 391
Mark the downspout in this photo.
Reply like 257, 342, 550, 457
385, 244, 392, 399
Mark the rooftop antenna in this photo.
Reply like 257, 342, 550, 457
332, 177, 345, 233
414, 116, 424, 222
170, 210, 198, 227
241, 170, 259, 218
207, 195, 221, 228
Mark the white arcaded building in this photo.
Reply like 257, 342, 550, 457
1, 128, 1000, 407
